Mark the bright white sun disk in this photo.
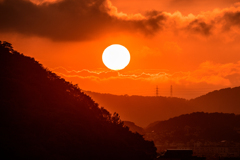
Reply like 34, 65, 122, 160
102, 44, 130, 70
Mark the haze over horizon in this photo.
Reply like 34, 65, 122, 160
1, 0, 240, 99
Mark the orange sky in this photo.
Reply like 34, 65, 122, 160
1, 0, 240, 99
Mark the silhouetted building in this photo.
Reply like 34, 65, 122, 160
158, 149, 206, 160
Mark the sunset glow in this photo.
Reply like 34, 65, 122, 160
1, 0, 240, 98
2, 1, 240, 159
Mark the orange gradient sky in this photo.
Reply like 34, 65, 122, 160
1, 0, 240, 99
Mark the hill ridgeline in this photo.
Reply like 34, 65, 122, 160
0, 41, 157, 160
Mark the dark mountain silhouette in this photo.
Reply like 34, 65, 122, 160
145, 112, 240, 143
0, 41, 156, 160
123, 121, 145, 135
85, 91, 195, 127
85, 86, 240, 127
189, 87, 240, 114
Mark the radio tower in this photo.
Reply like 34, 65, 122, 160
170, 85, 173, 97
156, 86, 158, 97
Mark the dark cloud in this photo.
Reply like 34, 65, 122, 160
0, 0, 166, 41
177, 7, 240, 37
168, 0, 240, 15
170, 0, 240, 5
222, 11, 240, 31
1, 0, 240, 41
186, 19, 213, 36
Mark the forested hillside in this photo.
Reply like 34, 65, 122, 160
145, 112, 240, 143
0, 41, 156, 160
123, 121, 145, 135
85, 91, 194, 127
86, 86, 240, 127
189, 87, 240, 114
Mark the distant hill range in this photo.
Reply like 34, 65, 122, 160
85, 87, 240, 127
123, 121, 145, 135
0, 41, 156, 160
123, 112, 240, 143
189, 87, 240, 113
85, 91, 193, 127
145, 112, 240, 143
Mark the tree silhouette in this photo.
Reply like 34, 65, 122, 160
0, 41, 157, 160
145, 112, 240, 143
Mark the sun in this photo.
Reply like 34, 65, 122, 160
102, 44, 130, 70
